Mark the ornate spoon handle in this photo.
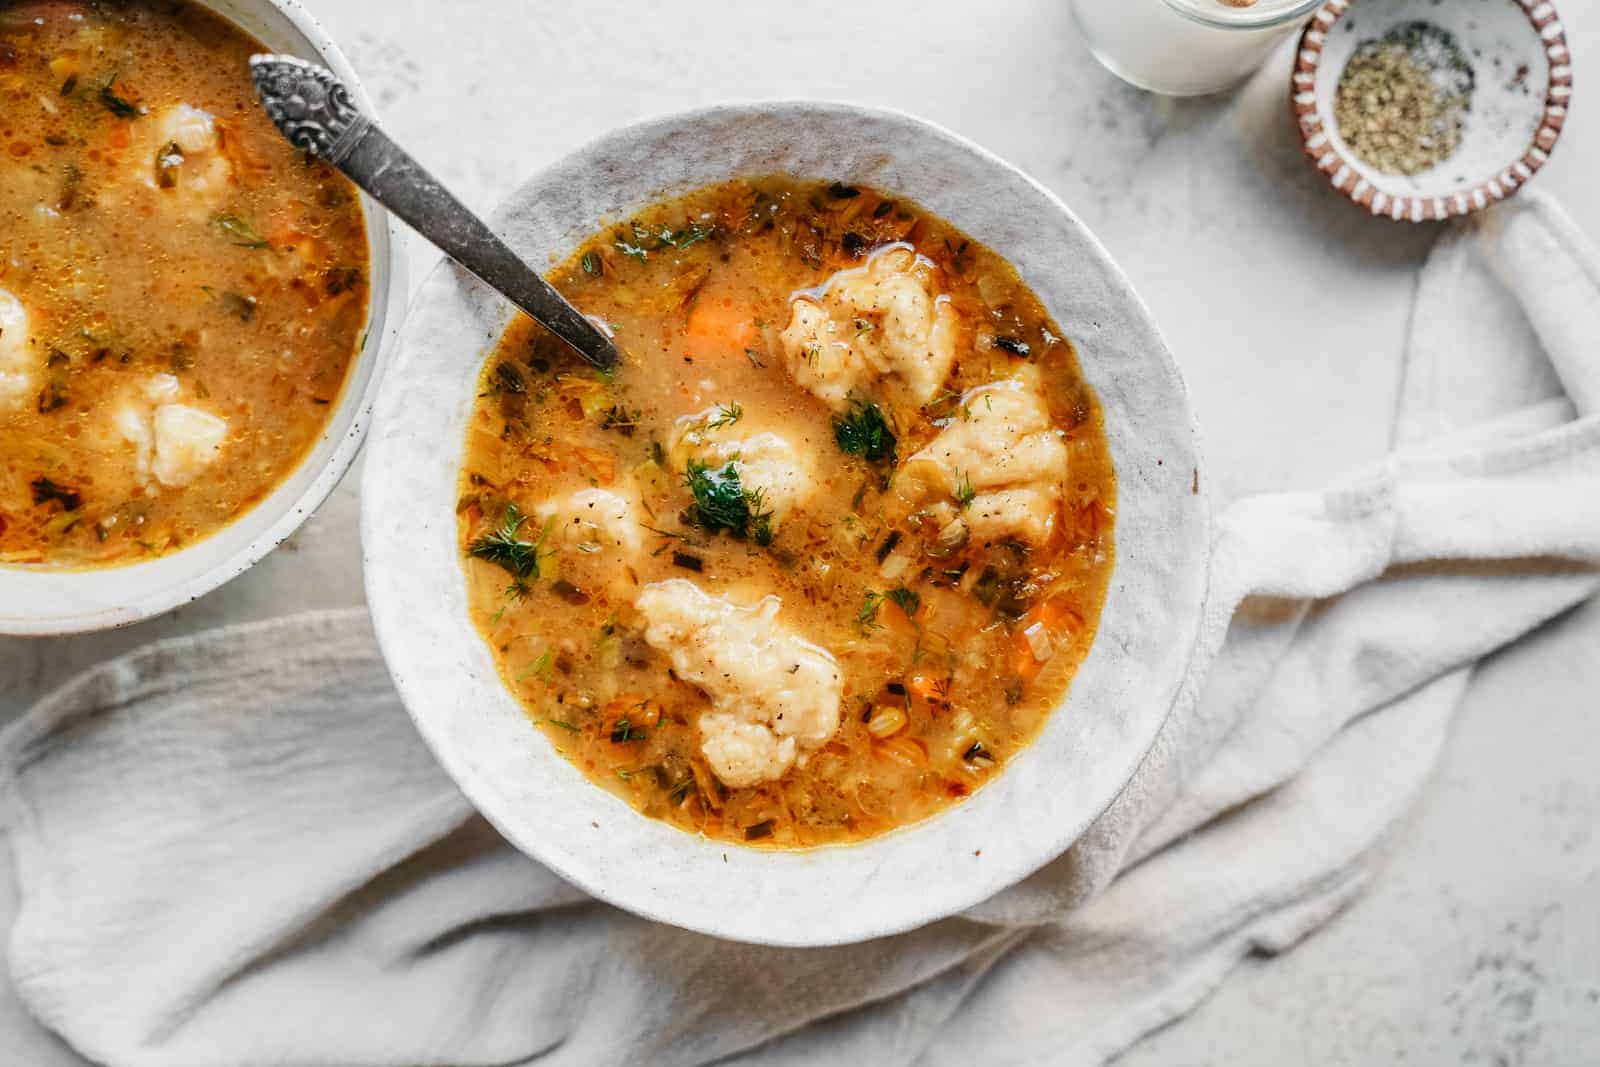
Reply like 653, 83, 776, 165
249, 54, 618, 372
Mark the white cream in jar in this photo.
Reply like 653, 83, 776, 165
1072, 0, 1323, 97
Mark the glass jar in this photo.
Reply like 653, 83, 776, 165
1071, 0, 1324, 97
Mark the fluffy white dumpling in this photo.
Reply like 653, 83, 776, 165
145, 104, 233, 207
535, 487, 641, 559
113, 375, 228, 488
779, 245, 958, 410
668, 409, 815, 528
0, 287, 39, 411
900, 367, 1068, 546
150, 404, 229, 488
634, 579, 843, 788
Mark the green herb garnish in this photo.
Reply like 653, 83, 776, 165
214, 213, 269, 249
601, 405, 641, 436
492, 361, 526, 395
684, 460, 772, 545
857, 590, 886, 633
613, 220, 715, 262
581, 251, 601, 275
706, 402, 743, 430
216, 291, 257, 323
954, 470, 977, 509
468, 503, 546, 581
832, 399, 896, 465
610, 717, 647, 743
98, 77, 138, 119
886, 585, 921, 618
30, 476, 80, 511
517, 648, 555, 684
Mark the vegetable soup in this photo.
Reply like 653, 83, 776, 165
0, 0, 369, 567
459, 177, 1115, 847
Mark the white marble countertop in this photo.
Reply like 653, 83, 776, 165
3, 2, 1596, 1062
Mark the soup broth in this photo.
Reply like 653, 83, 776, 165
0, 0, 369, 566
459, 177, 1116, 848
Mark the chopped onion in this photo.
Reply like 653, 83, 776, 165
878, 552, 911, 580
1022, 620, 1053, 663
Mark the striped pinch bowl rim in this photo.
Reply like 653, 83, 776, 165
1291, 0, 1573, 222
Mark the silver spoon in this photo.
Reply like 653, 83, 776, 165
248, 54, 619, 372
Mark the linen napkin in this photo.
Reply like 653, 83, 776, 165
4, 191, 1598, 1067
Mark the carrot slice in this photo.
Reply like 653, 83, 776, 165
684, 294, 756, 353
1011, 597, 1080, 681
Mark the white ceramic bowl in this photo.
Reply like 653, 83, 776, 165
0, 0, 407, 636
363, 102, 1211, 946
1293, 0, 1572, 221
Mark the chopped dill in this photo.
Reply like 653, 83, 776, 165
857, 590, 886, 633
706, 402, 743, 430
684, 460, 772, 545
613, 219, 715, 262
468, 503, 546, 580
886, 585, 922, 618
517, 648, 555, 684
214, 213, 269, 249
832, 399, 896, 465
610, 717, 647, 743
98, 77, 138, 119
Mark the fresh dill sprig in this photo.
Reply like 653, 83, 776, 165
886, 585, 921, 617
684, 460, 772, 545
706, 402, 743, 430
468, 503, 546, 580
832, 399, 896, 465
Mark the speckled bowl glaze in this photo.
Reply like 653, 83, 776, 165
362, 102, 1211, 946
0, 0, 407, 637
1293, 0, 1572, 221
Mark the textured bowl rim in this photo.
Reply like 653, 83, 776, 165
362, 99, 1213, 946
1291, 0, 1573, 222
0, 0, 408, 636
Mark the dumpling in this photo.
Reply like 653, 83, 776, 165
668, 408, 815, 528
535, 487, 641, 558
779, 245, 958, 410
634, 579, 843, 788
150, 404, 229, 488
143, 104, 234, 209
900, 366, 1067, 546
0, 288, 39, 412
113, 375, 229, 488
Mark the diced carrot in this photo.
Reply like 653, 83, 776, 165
684, 293, 756, 353
1011, 597, 1080, 681
906, 672, 950, 709
879, 598, 918, 638
573, 446, 616, 485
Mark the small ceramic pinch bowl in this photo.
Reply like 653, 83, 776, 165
0, 0, 407, 637
1293, 0, 1572, 221
362, 102, 1210, 947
